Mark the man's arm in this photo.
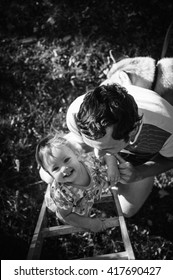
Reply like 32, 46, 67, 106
116, 153, 173, 184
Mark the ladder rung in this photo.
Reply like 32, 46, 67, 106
42, 217, 119, 238
81, 251, 128, 260
27, 185, 135, 260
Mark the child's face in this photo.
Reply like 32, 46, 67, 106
45, 145, 81, 184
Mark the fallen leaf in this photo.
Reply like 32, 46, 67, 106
62, 35, 72, 42
166, 213, 173, 223
158, 189, 169, 198
19, 37, 37, 44
147, 219, 153, 226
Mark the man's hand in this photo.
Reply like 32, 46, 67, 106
116, 153, 173, 184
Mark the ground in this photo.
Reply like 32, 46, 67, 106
0, 0, 173, 260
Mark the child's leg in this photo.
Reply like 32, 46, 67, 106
116, 176, 154, 217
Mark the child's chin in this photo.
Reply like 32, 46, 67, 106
64, 172, 76, 183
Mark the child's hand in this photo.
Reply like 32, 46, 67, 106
101, 218, 118, 231
90, 217, 118, 232
105, 153, 120, 186
89, 217, 118, 232
107, 168, 120, 186
89, 218, 104, 232
61, 212, 117, 233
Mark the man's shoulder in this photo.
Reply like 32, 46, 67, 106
67, 94, 86, 113
126, 85, 162, 100
126, 85, 173, 113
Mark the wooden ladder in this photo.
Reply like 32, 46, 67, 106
27, 186, 135, 260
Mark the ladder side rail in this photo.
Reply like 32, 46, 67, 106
27, 194, 47, 259
111, 187, 135, 260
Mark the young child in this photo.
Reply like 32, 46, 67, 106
36, 133, 118, 232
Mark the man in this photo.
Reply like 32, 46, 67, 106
66, 83, 173, 217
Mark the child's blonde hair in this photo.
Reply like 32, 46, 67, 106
36, 133, 79, 172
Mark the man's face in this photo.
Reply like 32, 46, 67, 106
81, 126, 128, 157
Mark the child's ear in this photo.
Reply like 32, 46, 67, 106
39, 167, 53, 184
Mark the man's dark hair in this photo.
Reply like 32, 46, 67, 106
76, 84, 142, 142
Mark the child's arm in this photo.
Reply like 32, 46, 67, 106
94, 148, 120, 186
104, 153, 120, 186
44, 183, 57, 212
59, 209, 116, 232
64, 212, 103, 232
